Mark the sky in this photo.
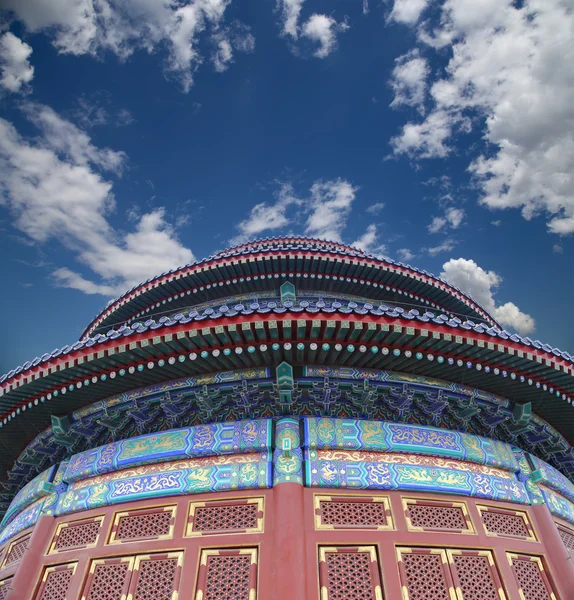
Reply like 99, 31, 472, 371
0, 0, 573, 374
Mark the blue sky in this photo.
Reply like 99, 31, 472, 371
0, 0, 572, 373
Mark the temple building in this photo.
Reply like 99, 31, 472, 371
1, 236, 574, 599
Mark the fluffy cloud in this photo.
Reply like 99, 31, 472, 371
425, 239, 456, 256
428, 207, 465, 233
0, 107, 193, 296
211, 23, 255, 73
0, 32, 34, 93
389, 50, 429, 113
301, 14, 349, 58
232, 184, 301, 244
231, 178, 357, 243
1, 0, 244, 92
305, 179, 357, 240
366, 202, 385, 215
390, 0, 574, 235
440, 258, 535, 334
397, 248, 416, 261
389, 0, 430, 25
279, 0, 305, 38
351, 224, 387, 257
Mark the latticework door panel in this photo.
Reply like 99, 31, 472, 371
2, 534, 31, 567
109, 507, 176, 544
195, 548, 257, 600
0, 578, 12, 600
448, 550, 506, 600
81, 557, 134, 600
508, 554, 557, 600
397, 548, 454, 600
403, 499, 473, 534
477, 506, 535, 541
314, 496, 392, 530
319, 546, 383, 600
187, 498, 264, 536
557, 523, 574, 557
34, 563, 76, 600
50, 517, 103, 553
129, 553, 182, 600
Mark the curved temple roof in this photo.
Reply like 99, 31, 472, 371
81, 237, 501, 337
1, 237, 574, 518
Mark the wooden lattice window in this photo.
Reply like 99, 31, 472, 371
403, 499, 474, 534
314, 495, 393, 531
448, 550, 506, 600
477, 505, 536, 541
81, 557, 134, 600
2, 533, 31, 568
0, 578, 12, 600
195, 548, 257, 600
397, 548, 454, 600
319, 546, 383, 600
82, 553, 183, 600
508, 554, 557, 600
49, 516, 103, 553
108, 506, 176, 544
129, 553, 182, 600
33, 563, 76, 600
556, 523, 574, 557
187, 498, 264, 536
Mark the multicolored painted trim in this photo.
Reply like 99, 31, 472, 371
273, 418, 303, 485
304, 417, 518, 472
305, 449, 529, 503
0, 465, 55, 527
529, 454, 574, 505
539, 485, 574, 526
56, 453, 272, 516
63, 418, 272, 484
0, 498, 43, 545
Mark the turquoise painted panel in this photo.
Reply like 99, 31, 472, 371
56, 454, 272, 516
0, 498, 44, 545
304, 449, 529, 504
530, 455, 574, 505
514, 450, 544, 505
64, 419, 273, 484
540, 486, 574, 526
303, 418, 518, 472
273, 418, 303, 485
1, 465, 55, 528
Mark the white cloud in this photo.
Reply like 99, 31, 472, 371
553, 243, 563, 254
440, 257, 535, 334
305, 179, 357, 240
351, 224, 387, 257
389, 50, 429, 113
428, 216, 447, 234
1, 0, 239, 92
211, 23, 255, 73
366, 202, 385, 214
301, 14, 349, 59
397, 248, 415, 261
212, 36, 233, 72
389, 0, 430, 25
491, 220, 501, 227
390, 0, 574, 235
426, 239, 456, 256
278, 0, 305, 38
0, 32, 34, 93
232, 183, 301, 243
0, 107, 194, 296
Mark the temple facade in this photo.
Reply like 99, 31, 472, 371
0, 237, 573, 599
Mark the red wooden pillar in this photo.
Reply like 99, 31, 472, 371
272, 482, 306, 600
531, 503, 574, 597
6, 516, 54, 600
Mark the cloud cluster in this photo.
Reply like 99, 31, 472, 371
1, 0, 252, 92
390, 0, 574, 235
0, 106, 194, 296
440, 258, 535, 335
0, 32, 34, 93
428, 207, 464, 233
278, 0, 348, 58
